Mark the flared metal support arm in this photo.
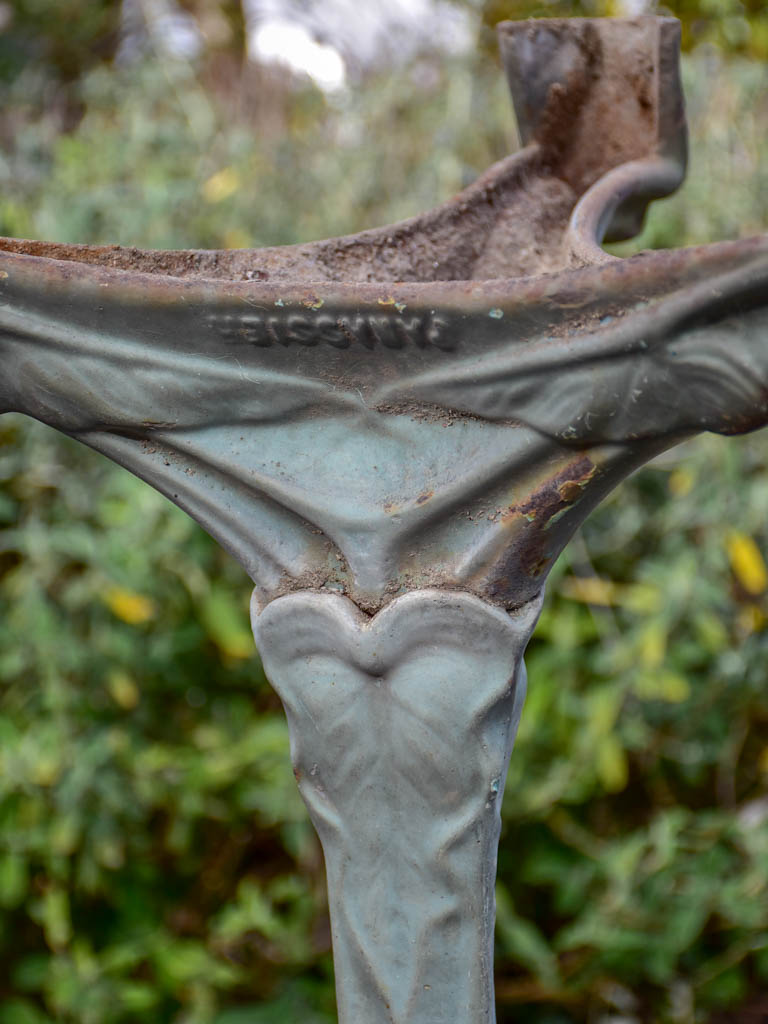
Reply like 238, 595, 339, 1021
1, 15, 768, 1023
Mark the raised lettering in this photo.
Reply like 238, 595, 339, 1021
368, 315, 405, 350
266, 317, 286, 346
394, 316, 427, 347
316, 315, 349, 349
207, 310, 458, 353
347, 316, 376, 350
239, 314, 271, 347
425, 316, 455, 351
286, 315, 319, 346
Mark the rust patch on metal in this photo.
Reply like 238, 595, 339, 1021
558, 478, 585, 503
504, 455, 596, 525
524, 553, 552, 578
481, 456, 599, 600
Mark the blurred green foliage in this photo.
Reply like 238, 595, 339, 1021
0, 2, 768, 1023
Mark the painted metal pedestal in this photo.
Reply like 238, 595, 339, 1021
2, 16, 768, 1022
255, 590, 540, 1022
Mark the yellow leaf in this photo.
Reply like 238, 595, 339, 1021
759, 747, 768, 775
634, 670, 690, 703
560, 576, 617, 605
560, 576, 661, 613
737, 603, 766, 636
589, 689, 622, 735
657, 670, 691, 703
727, 530, 768, 596
620, 583, 662, 614
596, 735, 628, 793
202, 166, 240, 203
200, 588, 254, 660
639, 620, 666, 668
218, 632, 253, 660
105, 587, 155, 625
107, 670, 140, 710
668, 468, 694, 497
223, 227, 250, 249
31, 756, 61, 787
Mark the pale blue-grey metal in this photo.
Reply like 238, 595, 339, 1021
254, 589, 542, 1023
1, 15, 767, 1022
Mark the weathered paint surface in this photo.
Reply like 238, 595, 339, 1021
1, 16, 767, 1024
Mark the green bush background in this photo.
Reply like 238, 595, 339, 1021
1, 2, 768, 1022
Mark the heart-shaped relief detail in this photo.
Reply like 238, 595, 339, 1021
252, 588, 543, 1024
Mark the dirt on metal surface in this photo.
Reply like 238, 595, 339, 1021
0, 17, 685, 287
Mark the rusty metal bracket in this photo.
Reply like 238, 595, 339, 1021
499, 16, 687, 265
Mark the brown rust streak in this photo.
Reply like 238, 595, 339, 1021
503, 455, 596, 526
483, 456, 599, 592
